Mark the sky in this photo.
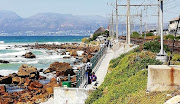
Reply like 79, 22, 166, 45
0, 0, 179, 24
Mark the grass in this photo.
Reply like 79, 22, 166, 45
85, 48, 174, 104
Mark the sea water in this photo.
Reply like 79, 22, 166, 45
0, 36, 86, 76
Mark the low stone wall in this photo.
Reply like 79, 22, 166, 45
147, 65, 180, 92
54, 87, 93, 104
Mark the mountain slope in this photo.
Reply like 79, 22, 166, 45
0, 10, 108, 33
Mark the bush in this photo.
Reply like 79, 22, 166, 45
81, 37, 90, 43
131, 32, 141, 38
143, 40, 170, 53
176, 36, 180, 41
164, 35, 174, 40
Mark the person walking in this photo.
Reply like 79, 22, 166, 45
85, 59, 92, 84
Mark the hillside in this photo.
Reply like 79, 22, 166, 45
0, 10, 108, 33
86, 47, 180, 104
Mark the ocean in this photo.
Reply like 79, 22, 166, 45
0, 36, 86, 77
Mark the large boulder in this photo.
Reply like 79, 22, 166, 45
0, 73, 17, 84
17, 64, 39, 79
23, 52, 36, 58
0, 86, 6, 93
24, 78, 32, 87
43, 62, 72, 74
12, 77, 20, 84
42, 78, 59, 94
43, 68, 54, 74
70, 50, 78, 56
28, 81, 43, 91
0, 60, 9, 64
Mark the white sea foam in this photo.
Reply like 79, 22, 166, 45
0, 51, 26, 57
0, 69, 17, 76
77, 51, 84, 56
45, 42, 61, 45
0, 41, 4, 43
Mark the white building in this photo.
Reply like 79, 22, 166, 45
169, 17, 180, 35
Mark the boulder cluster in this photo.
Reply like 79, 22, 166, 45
0, 61, 81, 103
0, 64, 61, 103
22, 43, 100, 63
0, 43, 101, 103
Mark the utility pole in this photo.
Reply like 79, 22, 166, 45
109, 18, 112, 37
122, 23, 124, 36
115, 0, 119, 40
159, 0, 164, 55
144, 22, 147, 39
126, 0, 131, 45
158, 0, 160, 35
140, 10, 143, 36
117, 1, 158, 45
156, 0, 168, 63
112, 10, 114, 38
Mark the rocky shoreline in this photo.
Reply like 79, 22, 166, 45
0, 43, 100, 104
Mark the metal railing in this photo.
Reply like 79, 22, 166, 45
75, 65, 87, 88
75, 46, 107, 88
90, 46, 107, 70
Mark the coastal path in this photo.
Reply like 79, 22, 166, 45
86, 42, 138, 89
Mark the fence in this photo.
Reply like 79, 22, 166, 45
75, 46, 107, 88
90, 46, 107, 70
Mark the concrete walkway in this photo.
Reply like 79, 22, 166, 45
86, 43, 138, 89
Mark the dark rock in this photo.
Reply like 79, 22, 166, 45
12, 77, 20, 84
0, 60, 9, 64
39, 75, 46, 80
64, 69, 75, 76
38, 69, 43, 72
43, 68, 54, 74
23, 52, 36, 58
0, 76, 12, 84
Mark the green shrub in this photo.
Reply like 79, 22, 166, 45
176, 36, 180, 41
143, 40, 170, 53
164, 34, 174, 40
155, 36, 161, 40
131, 32, 141, 38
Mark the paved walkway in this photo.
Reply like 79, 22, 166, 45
86, 43, 138, 89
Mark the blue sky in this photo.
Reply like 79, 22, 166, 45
0, 0, 179, 24
0, 0, 110, 17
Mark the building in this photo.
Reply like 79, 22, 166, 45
169, 17, 180, 35
94, 27, 106, 34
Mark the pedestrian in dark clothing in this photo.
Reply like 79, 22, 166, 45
85, 59, 92, 84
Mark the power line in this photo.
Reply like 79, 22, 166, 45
164, 2, 180, 11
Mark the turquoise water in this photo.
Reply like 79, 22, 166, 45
0, 36, 86, 76
0, 36, 85, 43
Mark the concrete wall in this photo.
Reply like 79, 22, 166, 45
54, 87, 93, 104
147, 65, 180, 92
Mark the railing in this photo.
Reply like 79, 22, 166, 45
90, 46, 107, 70
75, 65, 87, 88
75, 46, 107, 88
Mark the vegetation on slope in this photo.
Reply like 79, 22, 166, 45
85, 48, 169, 104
